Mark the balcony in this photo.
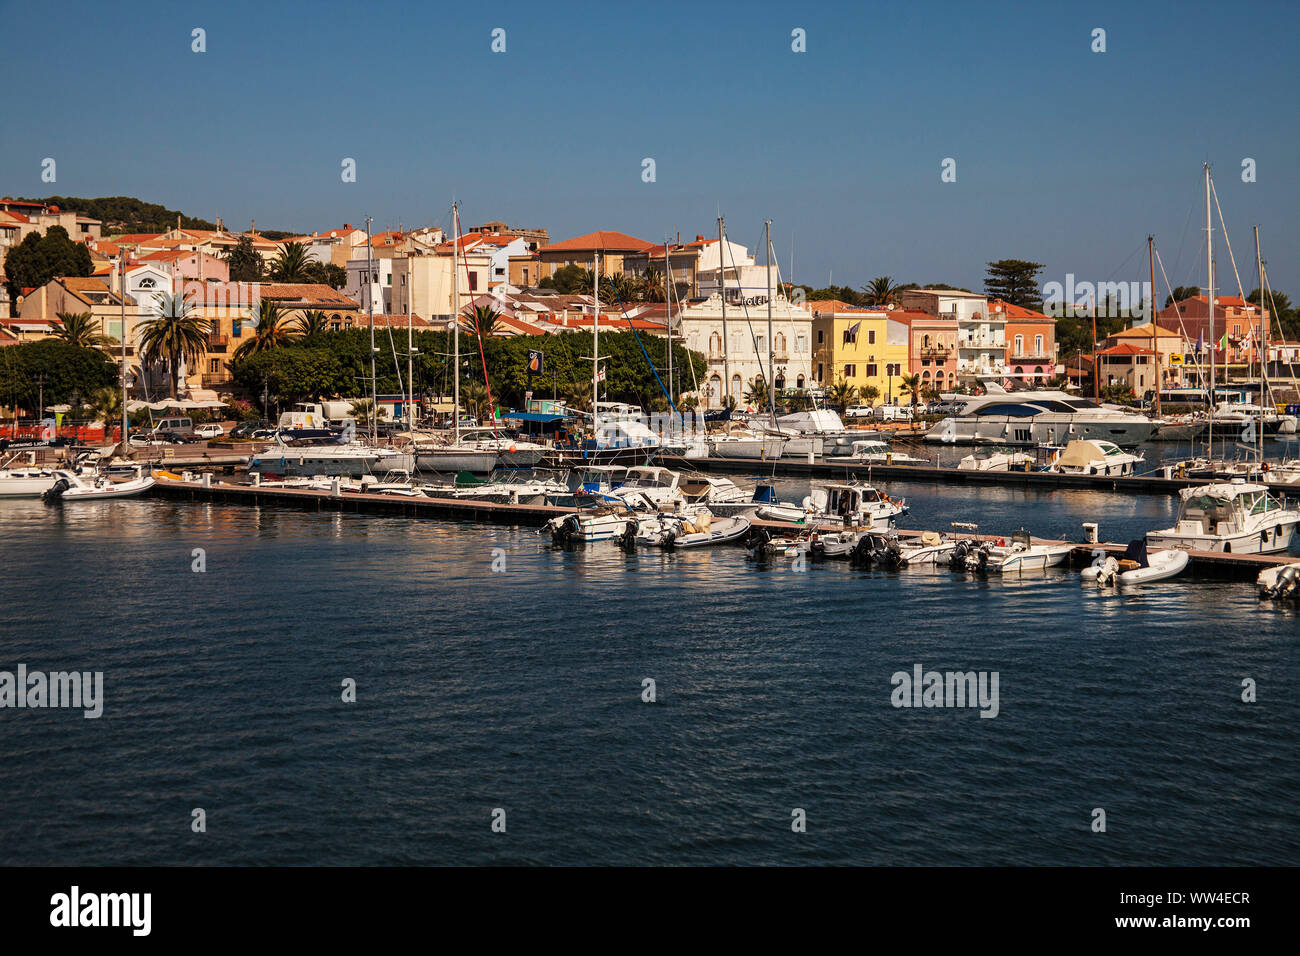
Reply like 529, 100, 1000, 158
1009, 352, 1052, 362
920, 347, 951, 360
773, 350, 789, 362
208, 332, 229, 347
201, 373, 231, 387
707, 352, 726, 365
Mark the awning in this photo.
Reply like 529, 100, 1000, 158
502, 411, 568, 423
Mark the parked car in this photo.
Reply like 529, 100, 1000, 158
845, 404, 874, 420
929, 400, 964, 416
230, 420, 272, 439
194, 423, 225, 440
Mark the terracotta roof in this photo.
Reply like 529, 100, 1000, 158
806, 299, 880, 315
256, 283, 360, 307
114, 233, 164, 244
1110, 324, 1182, 339
140, 249, 191, 263
987, 298, 1052, 320
1096, 343, 1156, 356
541, 230, 654, 254
364, 314, 432, 328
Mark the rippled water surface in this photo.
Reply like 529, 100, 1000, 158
1, 471, 1297, 865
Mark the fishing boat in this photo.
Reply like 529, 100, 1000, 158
678, 473, 751, 509
977, 529, 1074, 573
1047, 440, 1145, 477
825, 438, 929, 465
42, 465, 156, 502
707, 429, 787, 460
1081, 540, 1189, 586
593, 466, 684, 509
1147, 482, 1300, 554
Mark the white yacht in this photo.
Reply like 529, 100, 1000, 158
825, 438, 929, 465
925, 383, 1158, 447
1147, 482, 1300, 554
42, 465, 156, 502
757, 482, 907, 528
1047, 440, 1144, 477
979, 529, 1075, 573
251, 440, 415, 478
0, 462, 84, 497
707, 429, 787, 460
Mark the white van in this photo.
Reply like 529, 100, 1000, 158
873, 404, 914, 422
150, 416, 194, 436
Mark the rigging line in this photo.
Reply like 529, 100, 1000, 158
453, 204, 498, 437
1168, 187, 1200, 289
722, 223, 780, 429
1209, 176, 1247, 300
1154, 247, 1205, 390
598, 280, 676, 413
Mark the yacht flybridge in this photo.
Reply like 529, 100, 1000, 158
925, 383, 1158, 447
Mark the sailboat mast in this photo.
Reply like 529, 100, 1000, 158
1149, 235, 1160, 417
119, 252, 127, 444
366, 217, 376, 445
592, 250, 600, 416
665, 237, 672, 407
452, 202, 460, 446
1254, 224, 1265, 462
1205, 163, 1215, 456
765, 219, 776, 425
406, 252, 414, 431
718, 215, 728, 408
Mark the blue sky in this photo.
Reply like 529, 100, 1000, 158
2, 0, 1297, 298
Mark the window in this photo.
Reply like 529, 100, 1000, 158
817, 329, 824, 345
886, 363, 901, 376
816, 363, 824, 381
1034, 334, 1044, 355
1014, 334, 1024, 355
796, 334, 806, 354
756, 335, 765, 354
209, 359, 219, 373
775, 332, 786, 355
844, 364, 856, 377
866, 363, 878, 377
469, 273, 478, 291
868, 329, 877, 345
386, 274, 392, 285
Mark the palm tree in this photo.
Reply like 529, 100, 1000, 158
234, 300, 294, 361
465, 305, 501, 340
137, 292, 211, 398
744, 375, 769, 409
639, 268, 666, 303
293, 309, 329, 337
827, 378, 858, 410
348, 398, 375, 425
269, 241, 318, 282
51, 311, 111, 348
860, 384, 881, 405
898, 372, 922, 411
461, 380, 490, 422
92, 387, 122, 437
861, 276, 902, 307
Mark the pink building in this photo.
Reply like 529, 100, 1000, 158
900, 309, 959, 394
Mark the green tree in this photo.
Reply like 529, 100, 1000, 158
234, 300, 293, 360
0, 340, 116, 413
1164, 286, 1201, 308
51, 311, 111, 347
860, 383, 881, 404
860, 276, 902, 307
466, 304, 501, 339
743, 376, 769, 408
137, 292, 211, 398
827, 378, 859, 409
3, 226, 94, 312
898, 372, 922, 410
984, 259, 1045, 309
1247, 287, 1298, 341
92, 386, 122, 433
538, 264, 592, 294
269, 241, 317, 282
224, 236, 264, 282
293, 309, 329, 337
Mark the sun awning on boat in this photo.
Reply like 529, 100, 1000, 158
1056, 440, 1105, 469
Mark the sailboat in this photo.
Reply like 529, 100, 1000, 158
415, 202, 499, 474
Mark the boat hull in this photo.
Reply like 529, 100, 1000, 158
1147, 521, 1299, 555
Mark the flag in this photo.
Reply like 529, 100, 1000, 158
596, 369, 606, 382
1196, 332, 1204, 353
1219, 332, 1228, 352
844, 321, 861, 344
527, 350, 544, 375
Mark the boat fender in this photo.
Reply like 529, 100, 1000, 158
997, 537, 1006, 547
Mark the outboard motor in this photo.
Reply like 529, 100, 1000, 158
619, 519, 639, 551
948, 539, 975, 570
547, 514, 581, 545
963, 542, 990, 572
1094, 556, 1120, 588
745, 526, 771, 556
42, 478, 70, 504
850, 534, 875, 566
1264, 564, 1300, 598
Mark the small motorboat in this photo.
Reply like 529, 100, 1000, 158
1080, 539, 1189, 586
978, 529, 1074, 574
42, 466, 156, 502
898, 530, 958, 566
659, 512, 752, 548
1258, 561, 1300, 599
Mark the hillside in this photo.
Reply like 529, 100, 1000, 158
17, 195, 294, 239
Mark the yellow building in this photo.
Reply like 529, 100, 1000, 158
809, 301, 911, 403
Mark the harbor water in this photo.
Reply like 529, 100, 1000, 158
1, 464, 1297, 866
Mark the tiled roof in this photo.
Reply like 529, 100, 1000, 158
256, 283, 360, 307
987, 298, 1052, 320
541, 230, 654, 253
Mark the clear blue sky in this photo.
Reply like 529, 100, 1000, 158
2, 0, 1297, 298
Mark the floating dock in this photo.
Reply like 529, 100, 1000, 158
659, 455, 1206, 496
148, 477, 1293, 582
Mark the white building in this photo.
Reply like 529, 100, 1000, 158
678, 292, 814, 408
900, 288, 1005, 380
346, 256, 393, 315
